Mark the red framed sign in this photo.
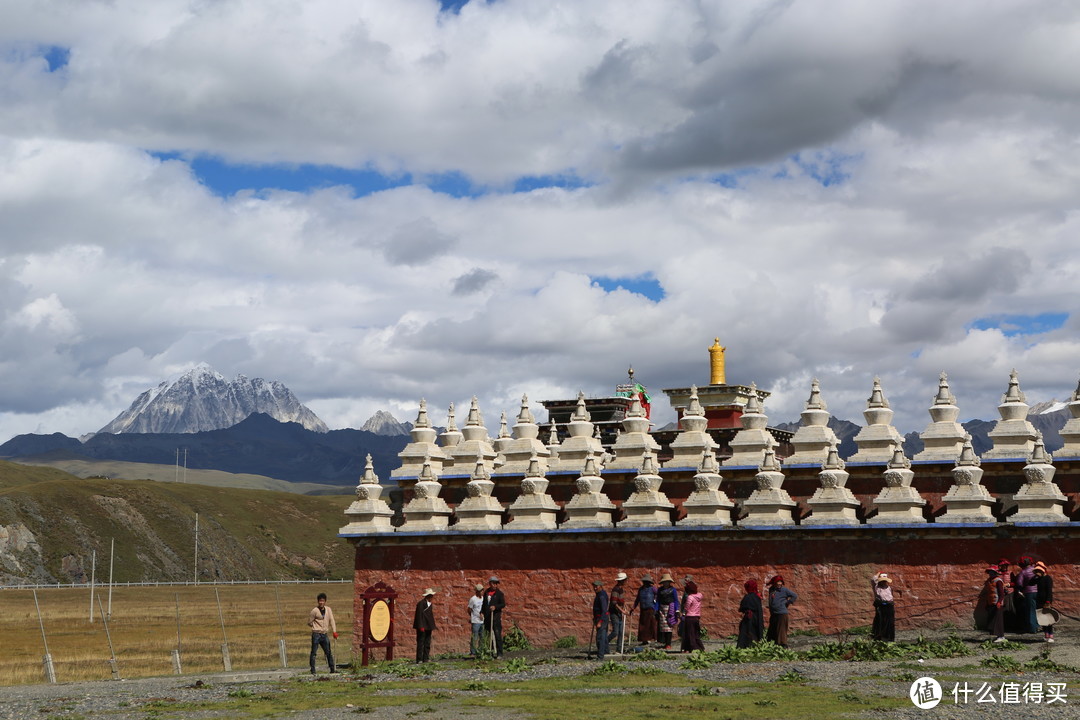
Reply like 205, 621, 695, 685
359, 581, 397, 666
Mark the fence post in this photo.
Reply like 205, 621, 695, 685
215, 587, 232, 671
33, 590, 57, 684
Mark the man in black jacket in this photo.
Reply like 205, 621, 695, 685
412, 588, 437, 663
481, 576, 506, 658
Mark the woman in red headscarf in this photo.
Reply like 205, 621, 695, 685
736, 579, 764, 648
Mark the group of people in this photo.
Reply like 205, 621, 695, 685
427, 576, 507, 663
982, 557, 1056, 643
305, 560, 1061, 672
590, 572, 799, 659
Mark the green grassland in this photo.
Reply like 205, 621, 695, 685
0, 459, 356, 584
13, 456, 346, 494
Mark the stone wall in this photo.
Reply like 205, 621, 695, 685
348, 525, 1079, 658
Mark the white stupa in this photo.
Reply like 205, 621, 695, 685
495, 395, 551, 475
1011, 433, 1068, 523
393, 399, 450, 478
726, 383, 774, 467
849, 378, 905, 464
677, 449, 735, 526
803, 443, 861, 526
983, 370, 1038, 460
340, 454, 395, 534
940, 435, 996, 523
740, 446, 797, 527
868, 446, 927, 524
783, 379, 840, 465
914, 372, 967, 462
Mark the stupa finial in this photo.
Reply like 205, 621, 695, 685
806, 378, 827, 410
1002, 369, 1026, 404
517, 394, 535, 425
867, 377, 889, 409
1029, 431, 1053, 465
415, 398, 431, 429
498, 411, 510, 439
360, 453, 379, 484
821, 441, 845, 471
888, 444, 911, 469
685, 384, 704, 417
956, 434, 980, 467
933, 371, 956, 406
446, 402, 458, 432
466, 396, 482, 427
572, 391, 591, 422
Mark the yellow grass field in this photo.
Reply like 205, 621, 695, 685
0, 584, 354, 686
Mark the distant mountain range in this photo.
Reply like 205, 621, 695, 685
97, 364, 328, 434
775, 402, 1073, 459
1, 413, 408, 487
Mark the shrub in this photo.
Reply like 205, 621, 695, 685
981, 655, 1022, 672
503, 624, 532, 651
630, 648, 670, 662
680, 650, 712, 670
777, 668, 807, 683
690, 685, 716, 696
463, 681, 489, 691
553, 635, 577, 649
500, 657, 530, 674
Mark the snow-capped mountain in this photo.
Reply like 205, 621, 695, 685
98, 364, 329, 434
359, 410, 411, 436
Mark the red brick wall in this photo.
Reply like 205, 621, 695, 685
349, 530, 1078, 657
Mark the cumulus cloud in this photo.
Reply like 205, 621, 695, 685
1, 1, 1079, 442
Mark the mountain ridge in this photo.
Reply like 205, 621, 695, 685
98, 364, 329, 435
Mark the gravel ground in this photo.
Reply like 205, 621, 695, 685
2, 627, 1078, 719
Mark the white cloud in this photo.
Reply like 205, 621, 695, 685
1, 1, 1079, 443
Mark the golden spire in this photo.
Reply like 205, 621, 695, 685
708, 337, 726, 385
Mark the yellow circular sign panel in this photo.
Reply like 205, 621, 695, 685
369, 600, 390, 642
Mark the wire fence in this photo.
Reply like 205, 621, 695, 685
1, 578, 351, 591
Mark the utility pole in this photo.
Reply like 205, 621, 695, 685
183, 448, 188, 483
88, 549, 96, 623
194, 512, 199, 585
175, 448, 179, 483
107, 538, 115, 620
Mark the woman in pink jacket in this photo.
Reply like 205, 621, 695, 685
680, 581, 705, 652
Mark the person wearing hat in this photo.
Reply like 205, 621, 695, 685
607, 572, 629, 653
412, 588, 438, 663
631, 575, 658, 645
983, 566, 1007, 642
766, 575, 798, 648
736, 579, 764, 648
481, 576, 506, 658
871, 572, 895, 642
1033, 562, 1055, 642
466, 583, 485, 656
592, 579, 610, 660
656, 573, 681, 650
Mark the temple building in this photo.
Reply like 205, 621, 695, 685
340, 339, 1080, 660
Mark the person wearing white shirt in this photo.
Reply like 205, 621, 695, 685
467, 584, 485, 656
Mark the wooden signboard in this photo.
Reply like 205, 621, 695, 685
359, 581, 397, 666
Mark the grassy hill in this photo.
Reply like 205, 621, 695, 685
12, 455, 347, 495
0, 459, 358, 585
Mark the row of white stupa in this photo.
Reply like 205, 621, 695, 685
388, 370, 1080, 480
339, 429, 1070, 534
338, 370, 1080, 535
